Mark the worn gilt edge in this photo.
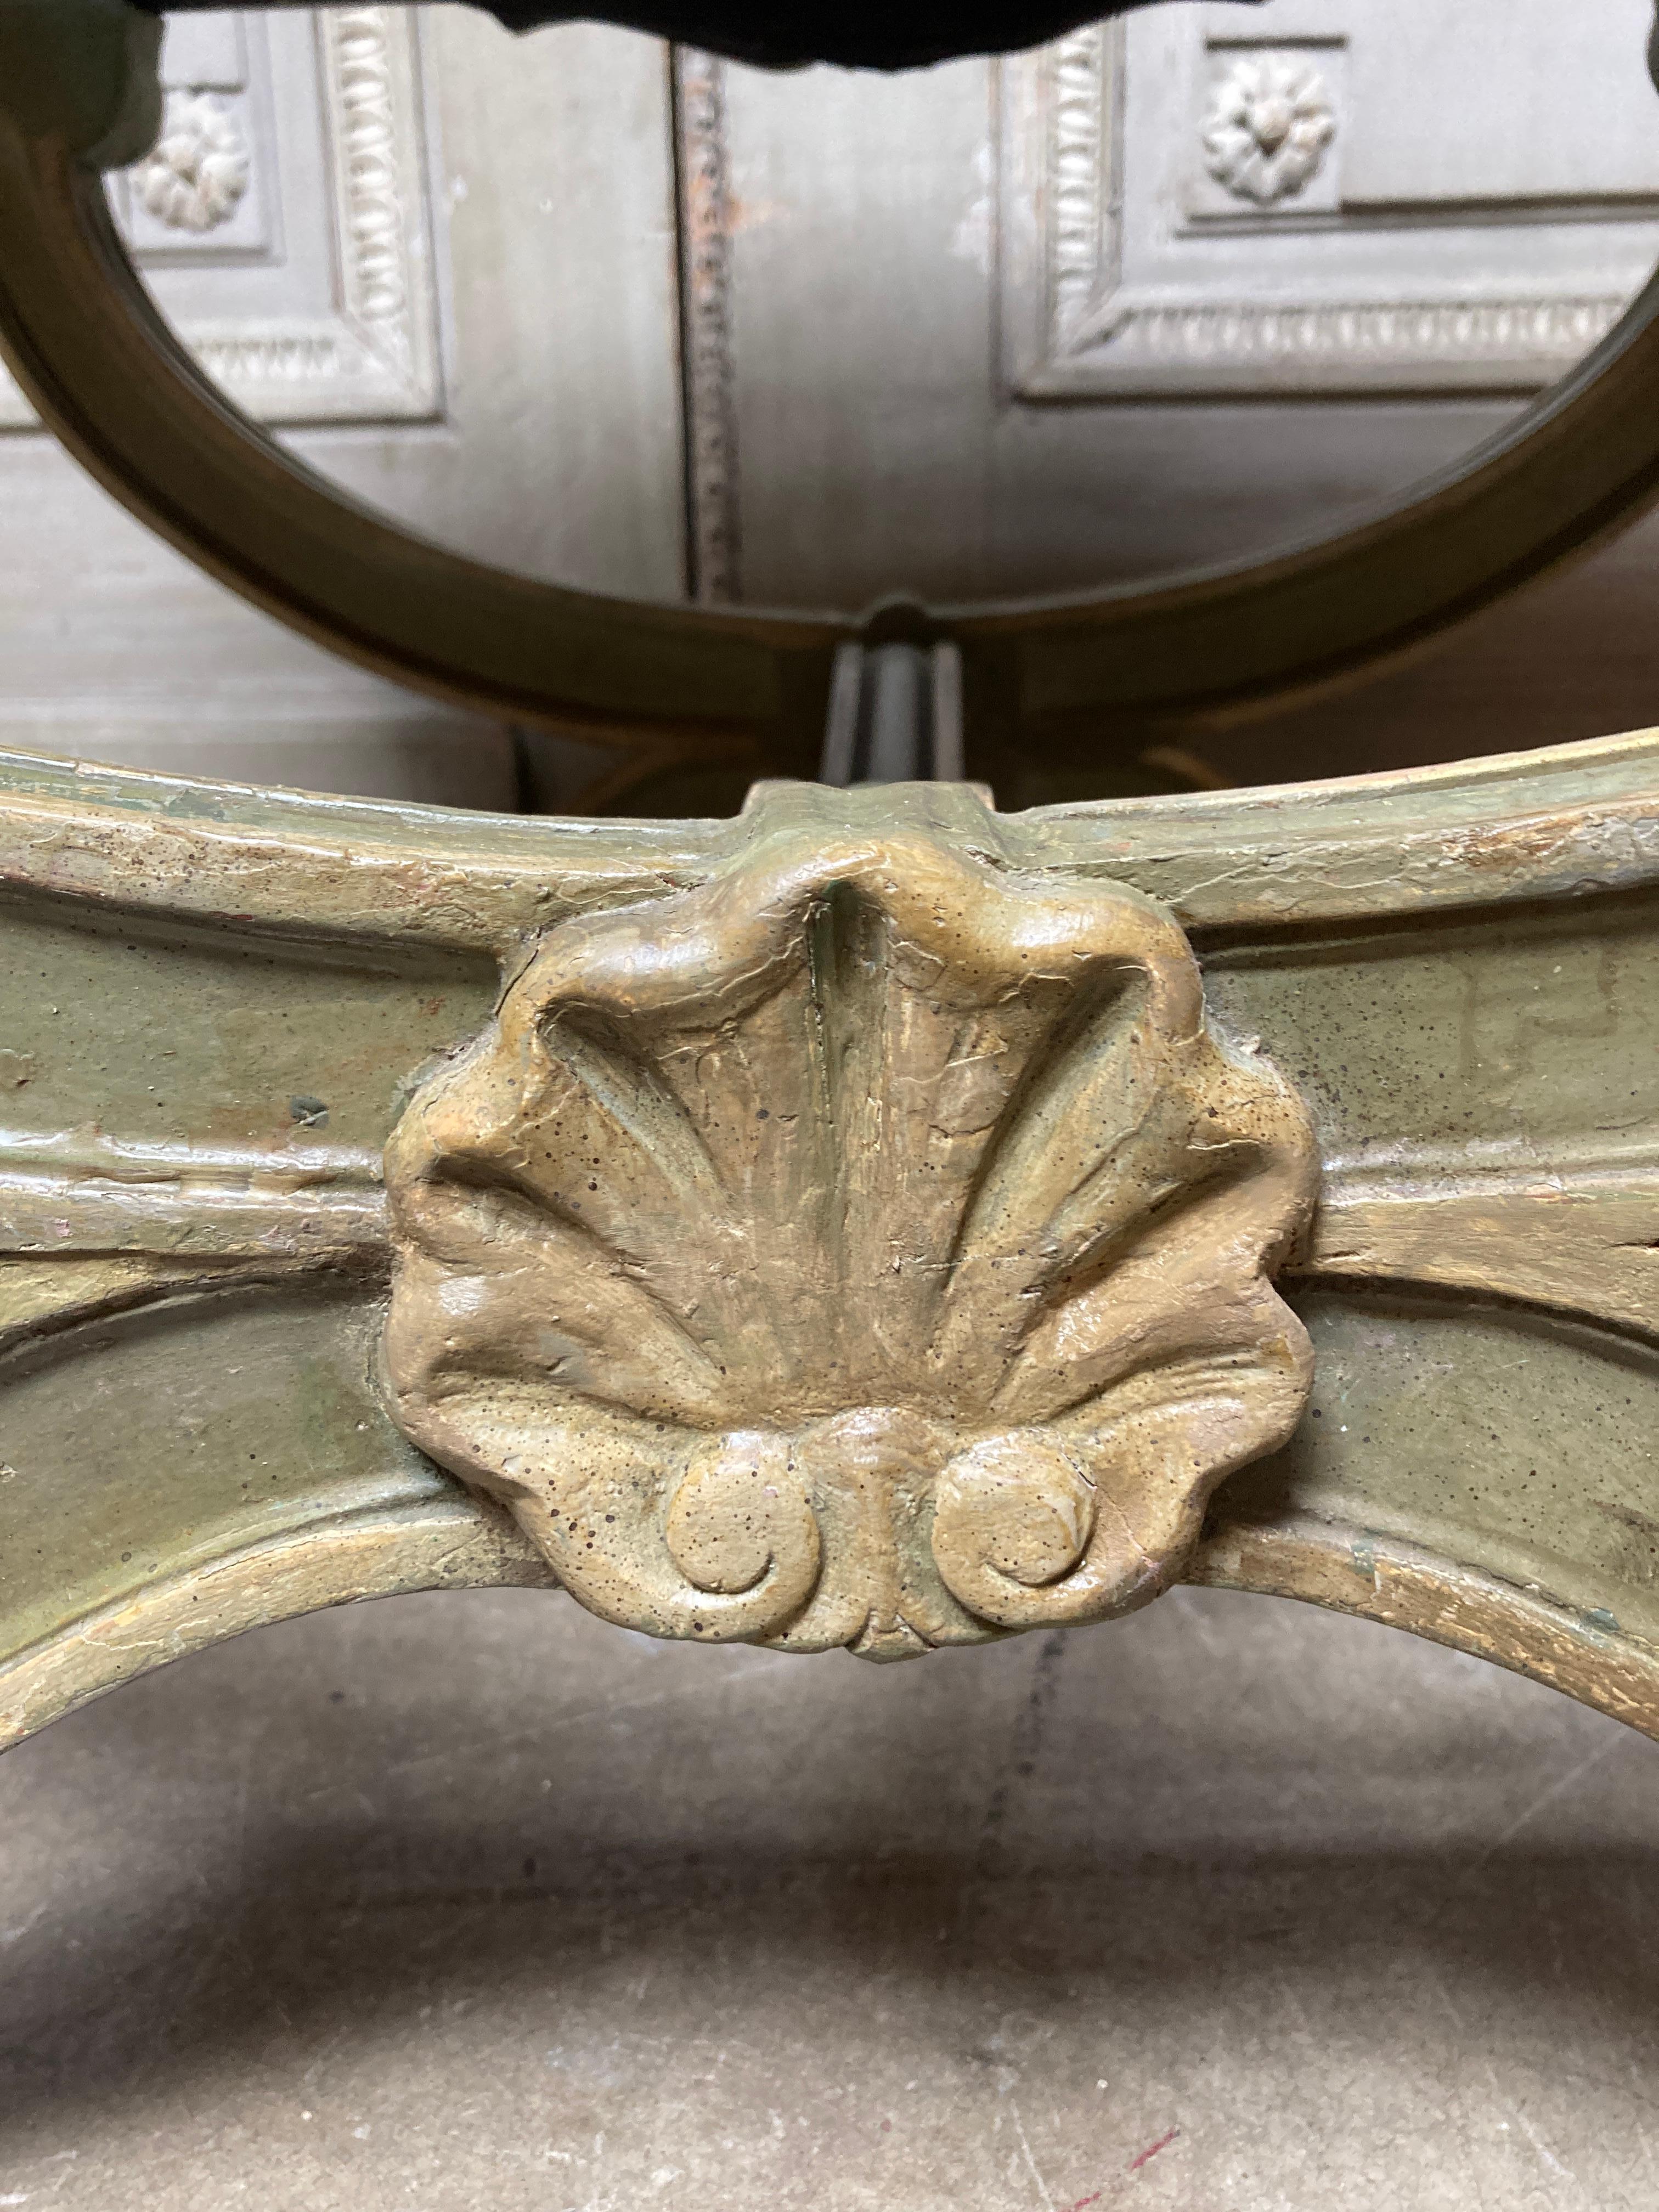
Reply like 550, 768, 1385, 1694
0, 734, 1657, 949
0, 1254, 370, 1357
0, 1497, 554, 1752
0, 1132, 385, 1247
0, 1133, 388, 1348
5, 1502, 1656, 1751
10, 1159, 1659, 1354
1192, 1514, 1659, 1739
1299, 1169, 1659, 1344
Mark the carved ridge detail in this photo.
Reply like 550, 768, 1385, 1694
382, 806, 1318, 1660
0, 4, 439, 430
1007, 21, 1638, 397
324, 7, 410, 340
672, 45, 742, 603
1048, 25, 1122, 353
1055, 295, 1629, 376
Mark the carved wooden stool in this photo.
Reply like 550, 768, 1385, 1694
4, 0, 1659, 1741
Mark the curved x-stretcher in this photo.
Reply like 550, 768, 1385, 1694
2, 0, 1659, 1746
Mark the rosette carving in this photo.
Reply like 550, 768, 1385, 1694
133, 91, 250, 233
382, 812, 1318, 1660
1201, 54, 1336, 207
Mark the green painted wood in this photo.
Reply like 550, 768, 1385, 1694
1, 747, 1658, 1735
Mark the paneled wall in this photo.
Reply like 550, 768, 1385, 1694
4, 1, 1659, 804
0, 7, 685, 803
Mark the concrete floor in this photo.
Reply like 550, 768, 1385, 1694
3, 1584, 1659, 2209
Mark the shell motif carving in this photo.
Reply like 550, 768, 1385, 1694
382, 823, 1318, 1661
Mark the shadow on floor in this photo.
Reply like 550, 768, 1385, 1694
4, 1585, 1658, 2209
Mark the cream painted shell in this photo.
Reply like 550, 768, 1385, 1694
382, 819, 1318, 1660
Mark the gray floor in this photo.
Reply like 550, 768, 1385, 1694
3, 1583, 1659, 2209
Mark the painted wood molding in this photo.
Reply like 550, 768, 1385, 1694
3, 738, 1659, 1739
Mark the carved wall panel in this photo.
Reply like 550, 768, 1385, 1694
0, 4, 441, 430
673, 1, 1659, 618
1001, 0, 1659, 397
0, 12, 685, 805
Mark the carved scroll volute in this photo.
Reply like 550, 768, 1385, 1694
381, 814, 1319, 1661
